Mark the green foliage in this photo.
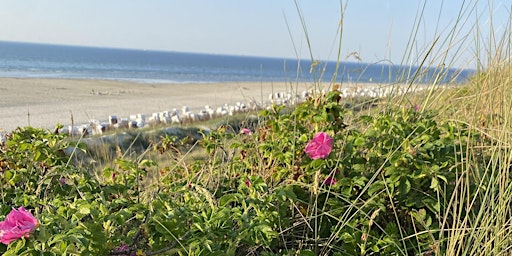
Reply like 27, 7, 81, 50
0, 90, 487, 255
326, 108, 472, 255
0, 125, 295, 255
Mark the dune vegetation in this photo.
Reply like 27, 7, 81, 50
1, 0, 512, 255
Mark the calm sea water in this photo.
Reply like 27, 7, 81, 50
0, 41, 473, 84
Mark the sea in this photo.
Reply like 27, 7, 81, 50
0, 41, 473, 84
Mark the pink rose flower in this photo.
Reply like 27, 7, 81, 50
0, 207, 38, 245
110, 244, 135, 256
240, 128, 252, 135
305, 132, 334, 159
324, 175, 337, 185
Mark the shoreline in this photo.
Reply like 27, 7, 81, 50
0, 77, 435, 133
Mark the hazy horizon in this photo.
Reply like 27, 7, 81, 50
0, 1, 509, 69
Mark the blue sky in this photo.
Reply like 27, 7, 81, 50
0, 1, 509, 68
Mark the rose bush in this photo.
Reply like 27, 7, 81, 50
0, 89, 479, 255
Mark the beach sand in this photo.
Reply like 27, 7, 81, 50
0, 78, 329, 132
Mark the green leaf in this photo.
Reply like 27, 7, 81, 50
430, 177, 439, 190
139, 159, 156, 168
276, 186, 297, 201
313, 114, 325, 123
353, 176, 368, 188
360, 115, 373, 122
423, 198, 441, 213
59, 241, 69, 253
219, 193, 242, 207
354, 136, 365, 147
79, 204, 91, 215
310, 159, 326, 169
298, 249, 316, 256
3, 169, 13, 181
34, 150, 45, 161
437, 174, 448, 184
367, 181, 384, 196
48, 234, 68, 246
115, 159, 136, 171
398, 178, 411, 195
298, 134, 309, 143
425, 215, 433, 227
36, 225, 50, 243
7, 238, 26, 255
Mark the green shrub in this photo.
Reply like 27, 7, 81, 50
0, 91, 484, 255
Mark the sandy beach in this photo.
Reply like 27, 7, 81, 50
0, 78, 327, 132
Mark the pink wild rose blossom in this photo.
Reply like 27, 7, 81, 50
324, 175, 337, 185
240, 128, 252, 135
110, 244, 135, 256
0, 207, 38, 245
305, 132, 334, 159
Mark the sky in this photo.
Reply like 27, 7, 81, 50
0, 0, 509, 69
